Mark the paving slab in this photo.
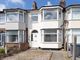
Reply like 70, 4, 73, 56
2, 49, 52, 60
50, 50, 72, 60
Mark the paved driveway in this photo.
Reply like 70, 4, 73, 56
2, 49, 52, 60
51, 50, 71, 60
2, 49, 71, 60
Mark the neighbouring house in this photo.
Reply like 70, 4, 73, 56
0, 8, 29, 50
65, 4, 80, 50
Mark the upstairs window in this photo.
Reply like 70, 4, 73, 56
59, 9, 62, 19
31, 13, 38, 22
72, 8, 80, 20
19, 13, 23, 22
7, 12, 18, 22
0, 14, 5, 23
44, 9, 57, 20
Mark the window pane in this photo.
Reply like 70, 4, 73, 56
43, 29, 57, 42
44, 29, 57, 33
8, 35, 18, 42
59, 10, 61, 19
31, 14, 38, 21
44, 34, 57, 42
44, 9, 57, 20
19, 31, 23, 42
0, 42, 2, 46
7, 31, 18, 43
19, 14, 23, 22
7, 13, 18, 22
72, 8, 80, 19
24, 14, 27, 23
77, 35, 80, 44
0, 34, 1, 41
0, 14, 5, 23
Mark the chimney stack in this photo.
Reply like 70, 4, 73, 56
60, 0, 66, 8
32, 1, 37, 9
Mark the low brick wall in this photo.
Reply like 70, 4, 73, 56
5, 43, 29, 53
20, 43, 29, 51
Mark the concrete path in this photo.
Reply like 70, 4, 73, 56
51, 50, 71, 60
2, 49, 71, 60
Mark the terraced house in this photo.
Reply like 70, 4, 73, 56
0, 0, 80, 50
28, 1, 63, 49
65, 4, 80, 50
0, 8, 28, 50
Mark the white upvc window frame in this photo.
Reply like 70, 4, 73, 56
58, 9, 63, 20
6, 30, 18, 43
31, 13, 38, 22
0, 13, 5, 23
41, 29, 58, 43
6, 12, 19, 23
0, 33, 5, 46
18, 30, 24, 43
18, 10, 24, 23
66, 9, 72, 20
42, 8, 58, 21
72, 8, 80, 20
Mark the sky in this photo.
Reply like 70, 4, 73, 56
0, 0, 80, 11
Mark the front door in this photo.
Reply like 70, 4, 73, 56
31, 33, 39, 48
0, 33, 5, 47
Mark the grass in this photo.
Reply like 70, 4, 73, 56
0, 48, 5, 54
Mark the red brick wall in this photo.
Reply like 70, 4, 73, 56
5, 43, 29, 51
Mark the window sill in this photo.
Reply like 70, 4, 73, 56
32, 21, 38, 23
42, 20, 58, 22
6, 42, 18, 43
67, 19, 80, 21
6, 22, 19, 23
0, 23, 5, 24
42, 42, 61, 44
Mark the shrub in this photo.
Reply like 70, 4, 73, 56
0, 48, 5, 54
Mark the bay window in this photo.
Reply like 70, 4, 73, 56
6, 30, 24, 43
72, 8, 80, 19
0, 14, 5, 23
42, 29, 57, 42
44, 9, 57, 20
6, 30, 18, 43
7, 12, 18, 22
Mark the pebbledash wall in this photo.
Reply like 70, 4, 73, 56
0, 1, 80, 49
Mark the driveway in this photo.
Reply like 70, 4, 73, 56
2, 49, 71, 60
2, 49, 52, 60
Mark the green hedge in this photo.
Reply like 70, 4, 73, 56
0, 48, 5, 54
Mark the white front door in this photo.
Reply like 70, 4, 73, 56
31, 33, 39, 48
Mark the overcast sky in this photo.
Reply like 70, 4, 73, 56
0, 0, 80, 11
